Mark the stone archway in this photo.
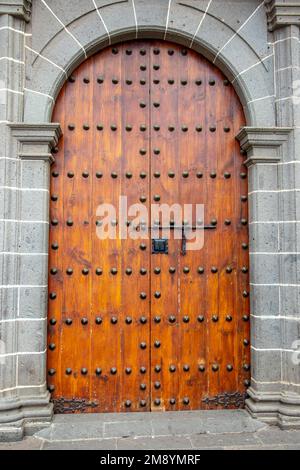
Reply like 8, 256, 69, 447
1, 1, 300, 440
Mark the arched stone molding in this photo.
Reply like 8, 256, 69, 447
23, 0, 275, 126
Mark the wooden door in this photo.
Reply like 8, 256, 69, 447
48, 40, 250, 413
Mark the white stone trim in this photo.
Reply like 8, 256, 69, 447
0, 285, 48, 288
24, 88, 54, 101
0, 26, 31, 36
251, 346, 295, 353
164, 0, 172, 40
251, 378, 300, 387
249, 189, 300, 194
25, 45, 67, 77
250, 283, 300, 287
0, 88, 23, 95
271, 36, 300, 46
0, 318, 47, 324
0, 186, 49, 192
0, 349, 47, 359
0, 57, 24, 65
0, 383, 46, 394
41, 0, 87, 58
0, 219, 49, 224
232, 53, 273, 83
251, 314, 300, 321
131, 0, 138, 39
276, 65, 300, 73
92, 0, 111, 44
250, 252, 300, 255
247, 94, 275, 104
190, 0, 213, 48
213, 1, 265, 63
0, 253, 48, 256
0, 121, 12, 125
250, 220, 300, 224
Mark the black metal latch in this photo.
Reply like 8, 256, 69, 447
152, 238, 168, 254
150, 224, 216, 255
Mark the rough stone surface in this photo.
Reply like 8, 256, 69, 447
1, 411, 300, 450
0, 0, 300, 440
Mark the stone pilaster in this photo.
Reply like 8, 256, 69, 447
237, 126, 300, 429
0, 122, 61, 442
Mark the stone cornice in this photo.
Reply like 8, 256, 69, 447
236, 127, 292, 167
0, 1, 32, 22
265, 0, 300, 31
10, 123, 62, 164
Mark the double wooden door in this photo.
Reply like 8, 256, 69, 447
48, 40, 250, 413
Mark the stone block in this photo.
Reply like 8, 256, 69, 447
251, 316, 281, 350
19, 189, 49, 222
0, 287, 18, 320
17, 319, 46, 353
23, 156, 51, 190
250, 253, 280, 284
249, 192, 279, 223
18, 352, 46, 386
19, 254, 48, 285
250, 284, 279, 316
19, 222, 48, 253
18, 286, 48, 319
251, 349, 282, 382
280, 285, 300, 316
250, 222, 278, 252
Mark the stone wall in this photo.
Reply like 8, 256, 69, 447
0, 0, 300, 440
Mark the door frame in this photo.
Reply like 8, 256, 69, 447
3, 15, 296, 436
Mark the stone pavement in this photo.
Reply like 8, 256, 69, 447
1, 410, 300, 450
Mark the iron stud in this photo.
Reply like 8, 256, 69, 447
154, 381, 161, 389
111, 368, 117, 375
96, 268, 103, 275
50, 268, 58, 275
212, 364, 219, 372
126, 268, 132, 275
140, 292, 147, 299
48, 368, 56, 376
183, 397, 190, 405
198, 266, 204, 274
95, 368, 102, 376
227, 364, 233, 372
95, 317, 102, 325
49, 343, 56, 350
140, 316, 147, 324
154, 340, 161, 348
125, 317, 132, 325
140, 268, 147, 275
183, 364, 190, 372
49, 318, 56, 325
111, 316, 118, 324
155, 365, 161, 373
169, 365, 176, 373
65, 318, 72, 326
183, 316, 190, 323
140, 342, 147, 350
66, 368, 72, 375
125, 368, 132, 375
52, 171, 59, 177
212, 315, 219, 322
125, 400, 131, 408
140, 383, 147, 390
226, 315, 233, 322
197, 315, 205, 323
140, 366, 146, 374
154, 316, 161, 323
199, 364, 205, 372
81, 318, 88, 325
169, 315, 176, 323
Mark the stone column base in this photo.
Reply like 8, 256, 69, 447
0, 392, 53, 442
246, 387, 300, 429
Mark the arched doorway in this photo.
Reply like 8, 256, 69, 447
47, 40, 250, 413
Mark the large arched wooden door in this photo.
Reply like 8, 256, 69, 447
48, 40, 250, 413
